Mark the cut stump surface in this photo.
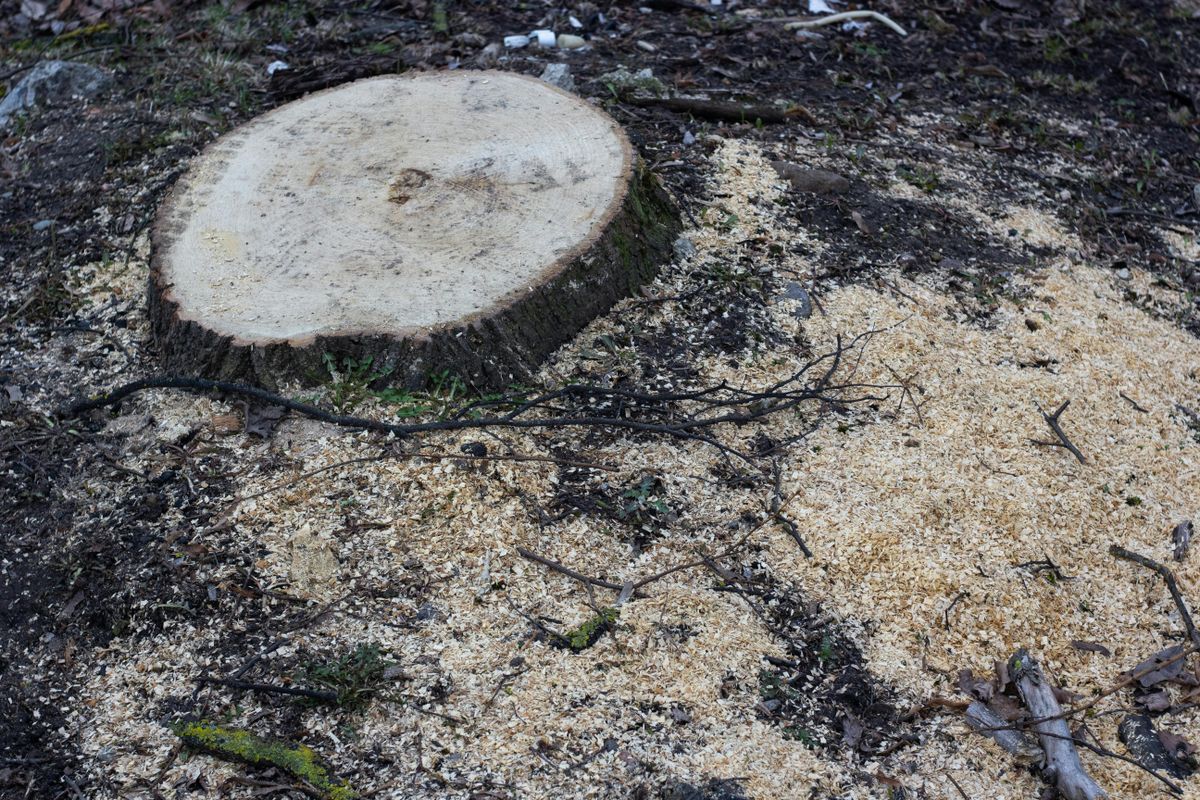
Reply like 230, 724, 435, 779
149, 70, 678, 388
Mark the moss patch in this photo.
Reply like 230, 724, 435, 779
172, 722, 356, 800
556, 607, 619, 651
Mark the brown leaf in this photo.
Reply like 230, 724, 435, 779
1126, 645, 1187, 687
1052, 685, 1083, 705
1070, 640, 1112, 657
957, 668, 994, 701
244, 403, 285, 438
994, 658, 1010, 693
986, 693, 1026, 721
1159, 729, 1197, 758
1137, 690, 1171, 712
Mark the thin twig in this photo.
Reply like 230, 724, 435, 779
1031, 399, 1086, 464
1110, 545, 1200, 647
779, 10, 908, 36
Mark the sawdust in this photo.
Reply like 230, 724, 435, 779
69, 135, 1200, 800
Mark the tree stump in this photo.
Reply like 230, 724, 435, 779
149, 71, 678, 389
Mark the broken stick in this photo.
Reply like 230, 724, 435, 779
1009, 649, 1108, 800
1031, 399, 1086, 464
1109, 545, 1200, 647
965, 701, 1042, 760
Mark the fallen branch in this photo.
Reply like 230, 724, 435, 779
59, 333, 894, 467
1008, 649, 1108, 800
779, 10, 908, 37
965, 701, 1041, 760
172, 722, 355, 800
771, 459, 811, 557
1031, 399, 1086, 464
195, 676, 340, 705
1110, 545, 1200, 647
625, 96, 817, 125
515, 547, 623, 592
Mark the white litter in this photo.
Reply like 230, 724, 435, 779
532, 29, 557, 48
558, 34, 587, 50
503, 34, 530, 48
808, 0, 836, 13
266, 60, 289, 75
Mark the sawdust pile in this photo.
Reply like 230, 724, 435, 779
71, 139, 1200, 799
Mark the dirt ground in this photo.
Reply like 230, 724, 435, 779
3, 1, 1200, 798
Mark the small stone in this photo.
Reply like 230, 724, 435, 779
0, 60, 112, 129
778, 282, 813, 319
770, 160, 850, 195
539, 63, 575, 92
905, 438, 921, 447
636, 40, 657, 53
558, 34, 587, 49
1058, 189, 1072, 201
32, 219, 53, 232
598, 66, 666, 97
1116, 267, 1131, 280
673, 235, 696, 260
454, 31, 487, 47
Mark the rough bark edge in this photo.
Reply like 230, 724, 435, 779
1008, 649, 1108, 800
149, 158, 678, 391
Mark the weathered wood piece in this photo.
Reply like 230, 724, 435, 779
150, 71, 678, 389
1008, 649, 1108, 800
965, 700, 1042, 760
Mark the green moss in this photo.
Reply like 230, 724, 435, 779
559, 607, 619, 651
172, 722, 356, 800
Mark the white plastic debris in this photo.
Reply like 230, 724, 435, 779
636, 40, 657, 53
266, 60, 289, 75
808, 0, 836, 12
568, 15, 583, 28
558, 34, 587, 49
532, 29, 557, 47
503, 34, 530, 48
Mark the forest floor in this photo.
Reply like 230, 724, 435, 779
3, 1, 1200, 798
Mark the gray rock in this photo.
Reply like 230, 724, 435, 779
598, 66, 666, 97
32, 219, 53, 231
540, 63, 575, 93
673, 235, 696, 260
770, 160, 850, 195
779, 282, 813, 319
1116, 267, 1131, 280
0, 60, 112, 129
